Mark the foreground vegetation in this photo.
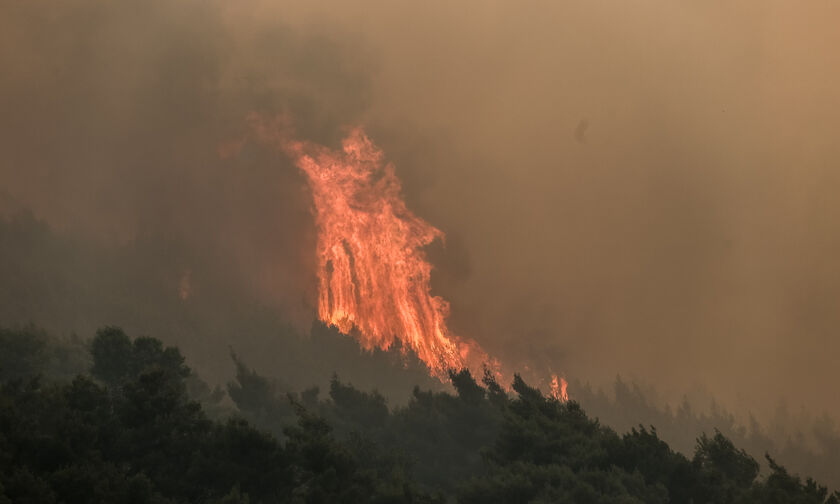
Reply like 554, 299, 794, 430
0, 326, 837, 503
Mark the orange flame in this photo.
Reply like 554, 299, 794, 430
249, 115, 566, 397
285, 127, 492, 378
550, 374, 569, 402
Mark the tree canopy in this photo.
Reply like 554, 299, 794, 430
0, 325, 837, 503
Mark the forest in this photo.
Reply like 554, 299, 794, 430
4, 2, 840, 502
1, 324, 837, 503
2, 212, 840, 492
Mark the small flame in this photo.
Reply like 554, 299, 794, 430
550, 374, 569, 402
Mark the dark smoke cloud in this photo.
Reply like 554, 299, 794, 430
0, 1, 372, 326
2, 1, 839, 420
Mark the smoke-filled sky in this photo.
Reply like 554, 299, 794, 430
2, 1, 839, 418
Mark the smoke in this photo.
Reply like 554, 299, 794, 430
2, 1, 840, 419
0, 1, 373, 327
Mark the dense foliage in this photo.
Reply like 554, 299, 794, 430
572, 378, 840, 492
0, 326, 837, 503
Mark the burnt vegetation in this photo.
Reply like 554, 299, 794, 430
0, 325, 837, 504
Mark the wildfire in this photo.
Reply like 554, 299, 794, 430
550, 374, 569, 402
249, 115, 566, 399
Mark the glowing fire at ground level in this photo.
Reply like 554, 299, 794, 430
249, 114, 568, 401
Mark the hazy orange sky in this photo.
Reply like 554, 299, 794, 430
2, 1, 839, 418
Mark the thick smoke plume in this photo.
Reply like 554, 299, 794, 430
2, 0, 840, 420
